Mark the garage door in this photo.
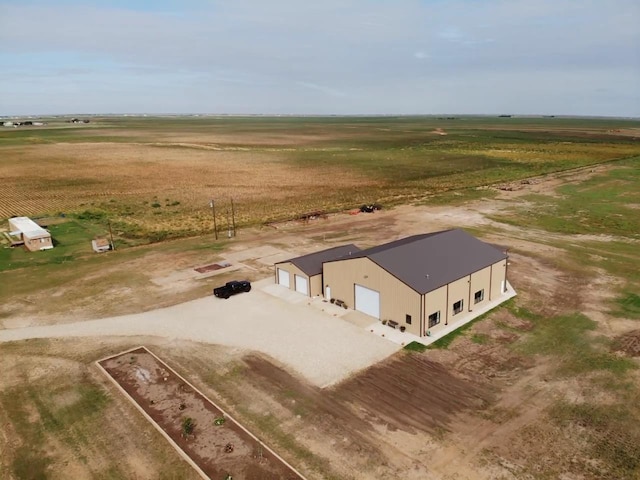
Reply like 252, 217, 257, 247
277, 268, 290, 288
294, 274, 309, 295
354, 284, 380, 319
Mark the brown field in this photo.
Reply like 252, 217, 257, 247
1, 116, 639, 242
0, 142, 375, 228
1, 118, 639, 480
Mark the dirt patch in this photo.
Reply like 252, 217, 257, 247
100, 347, 305, 480
612, 330, 640, 357
333, 353, 493, 433
194, 262, 231, 273
244, 351, 492, 434
242, 355, 382, 454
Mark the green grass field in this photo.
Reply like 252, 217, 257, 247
492, 155, 640, 238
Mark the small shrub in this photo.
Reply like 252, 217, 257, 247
182, 417, 195, 436
75, 209, 106, 221
151, 202, 161, 208
471, 333, 489, 344
613, 292, 640, 319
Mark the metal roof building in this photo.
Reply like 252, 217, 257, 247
275, 229, 512, 338
340, 229, 507, 294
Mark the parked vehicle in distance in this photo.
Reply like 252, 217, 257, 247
213, 280, 252, 299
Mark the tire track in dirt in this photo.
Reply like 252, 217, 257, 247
245, 353, 492, 436
333, 353, 492, 434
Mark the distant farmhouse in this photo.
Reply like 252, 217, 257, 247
275, 229, 513, 338
2, 120, 46, 127
8, 217, 53, 251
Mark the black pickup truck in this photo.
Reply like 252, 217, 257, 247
213, 280, 251, 299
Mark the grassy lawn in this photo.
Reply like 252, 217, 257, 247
0, 218, 107, 272
491, 155, 640, 238
514, 310, 636, 376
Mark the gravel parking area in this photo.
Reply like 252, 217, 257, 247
0, 279, 399, 387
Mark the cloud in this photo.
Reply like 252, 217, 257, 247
296, 82, 347, 98
0, 0, 638, 116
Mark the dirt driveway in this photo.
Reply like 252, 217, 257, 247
0, 279, 399, 388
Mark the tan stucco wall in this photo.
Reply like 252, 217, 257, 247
274, 262, 312, 297
469, 265, 491, 311
423, 285, 447, 336
423, 261, 507, 337
309, 274, 322, 297
490, 260, 507, 300
323, 257, 422, 335
446, 276, 470, 326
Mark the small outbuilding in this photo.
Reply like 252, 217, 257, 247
92, 238, 112, 253
274, 244, 361, 297
8, 217, 53, 251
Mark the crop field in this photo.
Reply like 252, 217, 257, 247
1, 116, 639, 244
1, 117, 640, 480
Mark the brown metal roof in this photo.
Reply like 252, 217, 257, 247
328, 229, 507, 294
278, 244, 361, 277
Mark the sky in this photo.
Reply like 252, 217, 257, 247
1, 0, 639, 117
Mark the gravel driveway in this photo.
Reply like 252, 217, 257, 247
0, 279, 399, 387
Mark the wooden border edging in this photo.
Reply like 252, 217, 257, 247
95, 346, 209, 479
95, 346, 309, 480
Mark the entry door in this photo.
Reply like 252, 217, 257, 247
294, 274, 309, 295
277, 268, 290, 288
354, 284, 380, 319
325, 286, 331, 301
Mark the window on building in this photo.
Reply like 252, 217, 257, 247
428, 311, 440, 328
405, 314, 412, 324
474, 289, 484, 304
453, 300, 464, 315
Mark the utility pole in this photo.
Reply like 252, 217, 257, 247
108, 219, 116, 251
230, 198, 237, 237
210, 200, 218, 240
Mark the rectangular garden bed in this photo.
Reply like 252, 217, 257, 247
97, 347, 306, 480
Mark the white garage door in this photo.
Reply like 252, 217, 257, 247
354, 284, 380, 319
277, 268, 290, 288
294, 274, 309, 295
